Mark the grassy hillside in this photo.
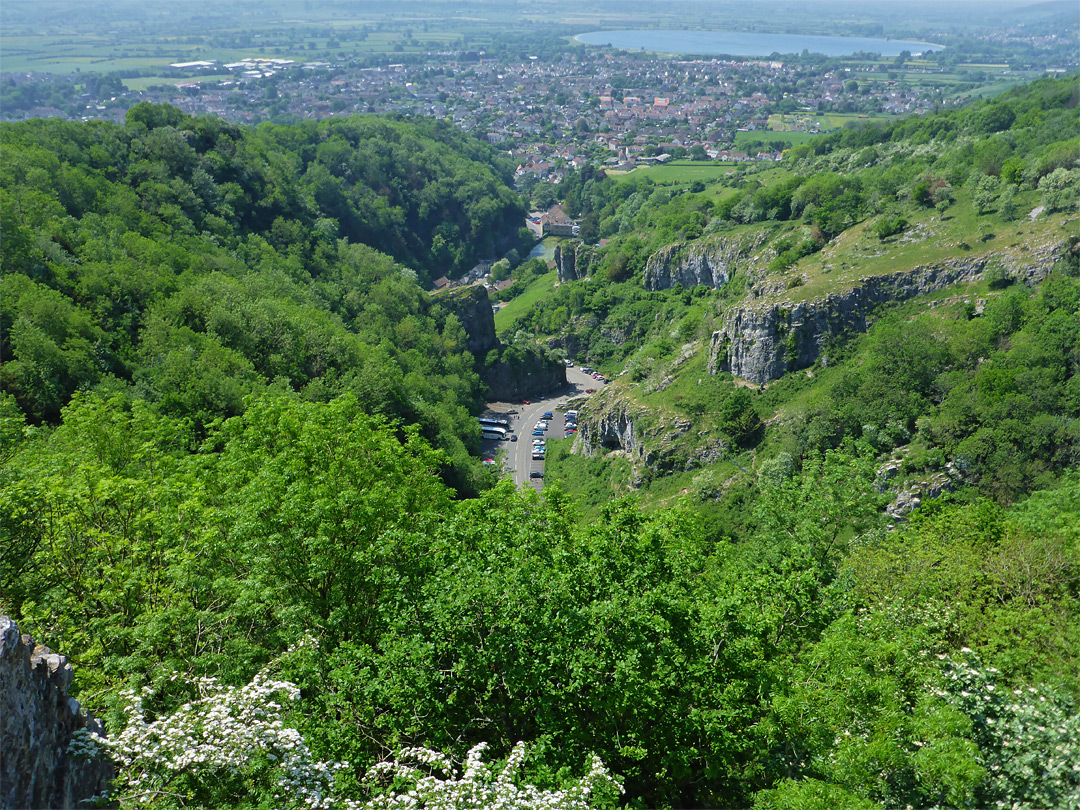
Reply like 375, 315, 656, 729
519, 75, 1079, 519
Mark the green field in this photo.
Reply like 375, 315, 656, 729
612, 161, 739, 184
948, 79, 1030, 101
0, 24, 465, 75
735, 129, 822, 148
494, 270, 558, 336
817, 112, 896, 128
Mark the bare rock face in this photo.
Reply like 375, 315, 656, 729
437, 284, 566, 399
554, 241, 596, 283
709, 245, 1063, 384
1, 616, 113, 809
575, 390, 715, 484
439, 284, 499, 356
644, 232, 766, 291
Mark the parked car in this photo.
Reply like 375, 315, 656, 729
520, 399, 530, 405
510, 435, 517, 442
530, 471, 544, 479
585, 388, 595, 394
532, 429, 545, 436
543, 411, 553, 419
508, 409, 519, 415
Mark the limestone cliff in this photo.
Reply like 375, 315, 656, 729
709, 242, 1064, 384
438, 284, 499, 356
437, 284, 566, 398
484, 346, 567, 401
1, 616, 113, 809
554, 241, 597, 283
575, 388, 723, 483
644, 232, 767, 291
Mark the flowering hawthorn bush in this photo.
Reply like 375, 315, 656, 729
73, 667, 350, 808
935, 650, 1080, 810
72, 649, 622, 810
361, 741, 623, 810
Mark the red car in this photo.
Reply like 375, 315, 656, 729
585, 388, 595, 394
520, 399, 531, 405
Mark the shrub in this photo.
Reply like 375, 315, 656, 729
873, 214, 908, 241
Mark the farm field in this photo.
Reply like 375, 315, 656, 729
611, 161, 739, 184
735, 129, 822, 147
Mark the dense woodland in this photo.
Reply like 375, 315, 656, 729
1, 105, 533, 492
2, 79, 1079, 809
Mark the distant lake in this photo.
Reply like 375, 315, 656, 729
575, 30, 943, 58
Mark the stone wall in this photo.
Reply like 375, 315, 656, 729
1, 616, 113, 810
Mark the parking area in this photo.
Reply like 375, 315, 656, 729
481, 366, 596, 491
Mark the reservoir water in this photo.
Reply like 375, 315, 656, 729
575, 30, 943, 58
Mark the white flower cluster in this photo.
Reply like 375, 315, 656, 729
76, 666, 355, 809
73, 638, 620, 810
935, 651, 1080, 810
361, 741, 622, 810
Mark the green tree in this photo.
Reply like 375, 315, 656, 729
973, 174, 999, 215
211, 393, 451, 641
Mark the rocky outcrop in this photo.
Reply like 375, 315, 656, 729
644, 232, 767, 291
1, 616, 113, 809
437, 284, 566, 399
439, 285, 499, 356
554, 241, 597, 283
576, 390, 723, 483
484, 351, 567, 401
709, 244, 1063, 384
886, 462, 966, 521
